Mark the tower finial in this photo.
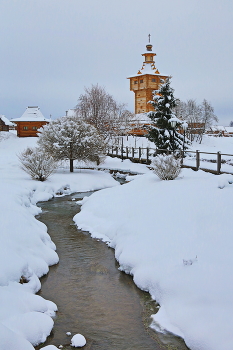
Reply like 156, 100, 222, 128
148, 34, 151, 43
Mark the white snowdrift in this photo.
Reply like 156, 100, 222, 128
74, 167, 233, 350
0, 132, 118, 350
71, 333, 86, 347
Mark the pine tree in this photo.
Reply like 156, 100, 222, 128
147, 77, 186, 153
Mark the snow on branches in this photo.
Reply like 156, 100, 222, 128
151, 154, 181, 180
18, 147, 57, 181
147, 77, 188, 153
37, 116, 106, 172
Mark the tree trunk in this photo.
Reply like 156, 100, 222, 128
70, 159, 73, 172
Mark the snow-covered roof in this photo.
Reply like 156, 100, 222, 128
65, 109, 77, 117
0, 115, 15, 126
142, 51, 156, 55
11, 106, 50, 122
132, 113, 152, 123
209, 125, 226, 131
224, 127, 233, 133
128, 63, 168, 78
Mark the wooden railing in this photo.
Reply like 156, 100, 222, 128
107, 146, 233, 175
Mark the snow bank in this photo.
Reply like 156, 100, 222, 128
74, 167, 233, 350
2, 130, 233, 350
0, 132, 118, 349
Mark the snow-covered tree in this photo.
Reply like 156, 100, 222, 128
37, 116, 106, 172
75, 84, 134, 139
18, 147, 57, 181
200, 99, 218, 132
147, 77, 186, 153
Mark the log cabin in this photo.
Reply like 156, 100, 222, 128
11, 106, 50, 137
0, 115, 15, 132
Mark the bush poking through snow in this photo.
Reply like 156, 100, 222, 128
151, 154, 181, 180
18, 147, 57, 181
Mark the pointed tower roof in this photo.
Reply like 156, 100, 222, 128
128, 37, 162, 78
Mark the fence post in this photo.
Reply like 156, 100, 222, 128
121, 146, 124, 161
139, 147, 141, 160
126, 146, 128, 159
146, 147, 149, 164
196, 150, 200, 170
181, 150, 184, 165
116, 147, 118, 156
112, 146, 114, 155
217, 152, 221, 174
132, 147, 134, 159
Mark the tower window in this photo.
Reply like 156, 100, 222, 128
32, 126, 38, 130
134, 81, 138, 84
23, 126, 28, 130
140, 79, 143, 83
152, 78, 156, 82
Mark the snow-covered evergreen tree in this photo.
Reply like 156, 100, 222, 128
147, 77, 187, 153
37, 116, 106, 172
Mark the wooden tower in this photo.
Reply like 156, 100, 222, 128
128, 37, 168, 114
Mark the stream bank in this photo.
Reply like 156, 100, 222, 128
36, 189, 189, 350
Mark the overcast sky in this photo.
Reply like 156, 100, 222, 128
0, 0, 232, 125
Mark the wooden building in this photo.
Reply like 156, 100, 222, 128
206, 126, 233, 137
11, 106, 50, 137
128, 39, 168, 114
0, 115, 15, 132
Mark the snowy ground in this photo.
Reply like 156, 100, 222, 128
1, 131, 233, 350
0, 132, 118, 350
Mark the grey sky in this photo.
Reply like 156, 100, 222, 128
0, 0, 232, 125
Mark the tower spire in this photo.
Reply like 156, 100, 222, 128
127, 37, 168, 114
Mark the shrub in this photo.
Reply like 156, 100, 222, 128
151, 154, 181, 180
18, 147, 57, 181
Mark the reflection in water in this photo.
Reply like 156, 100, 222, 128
36, 191, 189, 350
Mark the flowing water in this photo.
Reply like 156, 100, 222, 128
36, 189, 189, 350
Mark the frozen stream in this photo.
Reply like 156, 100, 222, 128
36, 190, 189, 350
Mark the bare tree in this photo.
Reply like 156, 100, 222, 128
198, 99, 218, 143
175, 99, 218, 143
175, 99, 202, 142
75, 84, 133, 139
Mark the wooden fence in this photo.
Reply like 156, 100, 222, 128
107, 146, 233, 175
